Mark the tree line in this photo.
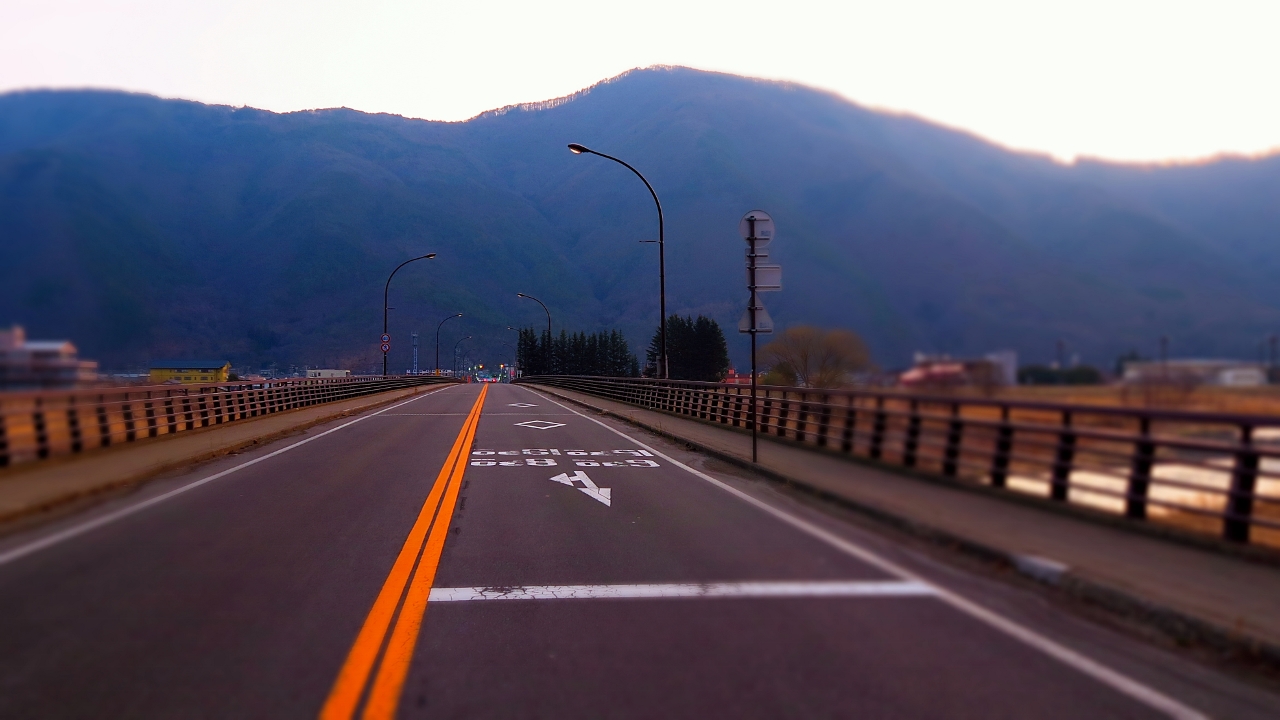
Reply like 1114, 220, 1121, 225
644, 315, 730, 381
517, 329, 640, 377
515, 314, 731, 381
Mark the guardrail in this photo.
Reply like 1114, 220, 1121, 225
0, 376, 458, 470
521, 376, 1280, 548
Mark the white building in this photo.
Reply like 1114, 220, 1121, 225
0, 325, 99, 389
1122, 359, 1268, 387
306, 369, 351, 379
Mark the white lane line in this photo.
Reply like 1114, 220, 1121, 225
430, 580, 935, 602
376, 413, 469, 416
0, 386, 465, 568
527, 388, 1207, 720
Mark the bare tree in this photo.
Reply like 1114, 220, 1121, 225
761, 326, 872, 388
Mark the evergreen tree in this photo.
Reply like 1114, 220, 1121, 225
515, 326, 639, 377
645, 315, 730, 381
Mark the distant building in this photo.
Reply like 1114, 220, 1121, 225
0, 325, 99, 390
901, 351, 1016, 389
149, 360, 231, 384
1123, 360, 1267, 387
306, 369, 351, 378
724, 369, 762, 385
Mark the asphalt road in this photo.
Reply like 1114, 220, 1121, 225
0, 382, 1275, 719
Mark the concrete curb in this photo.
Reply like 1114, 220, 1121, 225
533, 384, 1280, 670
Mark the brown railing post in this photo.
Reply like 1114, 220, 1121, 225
164, 398, 178, 434
33, 399, 50, 459
1225, 425, 1259, 543
990, 406, 1013, 488
96, 398, 112, 447
903, 399, 921, 467
870, 396, 887, 459
777, 392, 791, 437
1050, 411, 1075, 501
793, 392, 803, 443
817, 394, 832, 447
143, 400, 158, 438
122, 399, 137, 442
943, 402, 962, 477
841, 395, 857, 454
67, 400, 84, 451
0, 412, 8, 467
1126, 417, 1154, 519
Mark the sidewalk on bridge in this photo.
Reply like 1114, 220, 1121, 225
534, 384, 1280, 659
0, 383, 451, 529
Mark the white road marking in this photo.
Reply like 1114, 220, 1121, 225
514, 420, 565, 430
377, 412, 469, 416
508, 403, 538, 408
429, 580, 935, 602
550, 471, 611, 506
527, 387, 1208, 720
0, 386, 461, 568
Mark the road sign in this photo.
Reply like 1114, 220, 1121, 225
380, 343, 391, 353
738, 304, 774, 334
746, 246, 768, 260
380, 333, 390, 343
739, 210, 775, 241
748, 265, 782, 291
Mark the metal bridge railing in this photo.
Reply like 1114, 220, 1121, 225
521, 375, 1280, 548
0, 375, 459, 470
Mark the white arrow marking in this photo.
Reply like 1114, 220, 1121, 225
549, 471, 611, 507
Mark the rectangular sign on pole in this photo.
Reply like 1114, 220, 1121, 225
748, 265, 782, 291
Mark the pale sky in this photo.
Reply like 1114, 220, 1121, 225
3, 0, 1278, 162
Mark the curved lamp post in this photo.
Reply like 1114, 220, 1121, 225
436, 313, 463, 375
568, 143, 666, 379
453, 335, 472, 375
516, 293, 552, 337
383, 253, 436, 376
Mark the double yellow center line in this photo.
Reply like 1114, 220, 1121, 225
321, 384, 488, 720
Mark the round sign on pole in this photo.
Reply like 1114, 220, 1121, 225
380, 333, 391, 343
738, 210, 775, 241
380, 343, 391, 353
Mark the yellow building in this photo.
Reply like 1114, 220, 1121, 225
149, 360, 231, 384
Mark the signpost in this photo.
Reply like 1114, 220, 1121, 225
380, 334, 392, 375
738, 210, 779, 463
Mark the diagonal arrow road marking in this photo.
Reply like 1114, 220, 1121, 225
549, 471, 611, 507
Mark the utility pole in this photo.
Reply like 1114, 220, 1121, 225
738, 210, 779, 463
411, 332, 419, 375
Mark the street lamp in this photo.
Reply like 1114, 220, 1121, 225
453, 335, 471, 375
516, 293, 552, 337
382, 253, 436, 377
436, 313, 463, 375
568, 143, 667, 379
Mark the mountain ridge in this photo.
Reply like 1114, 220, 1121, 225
2, 67, 1278, 372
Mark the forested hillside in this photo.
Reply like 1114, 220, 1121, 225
2, 66, 1278, 372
